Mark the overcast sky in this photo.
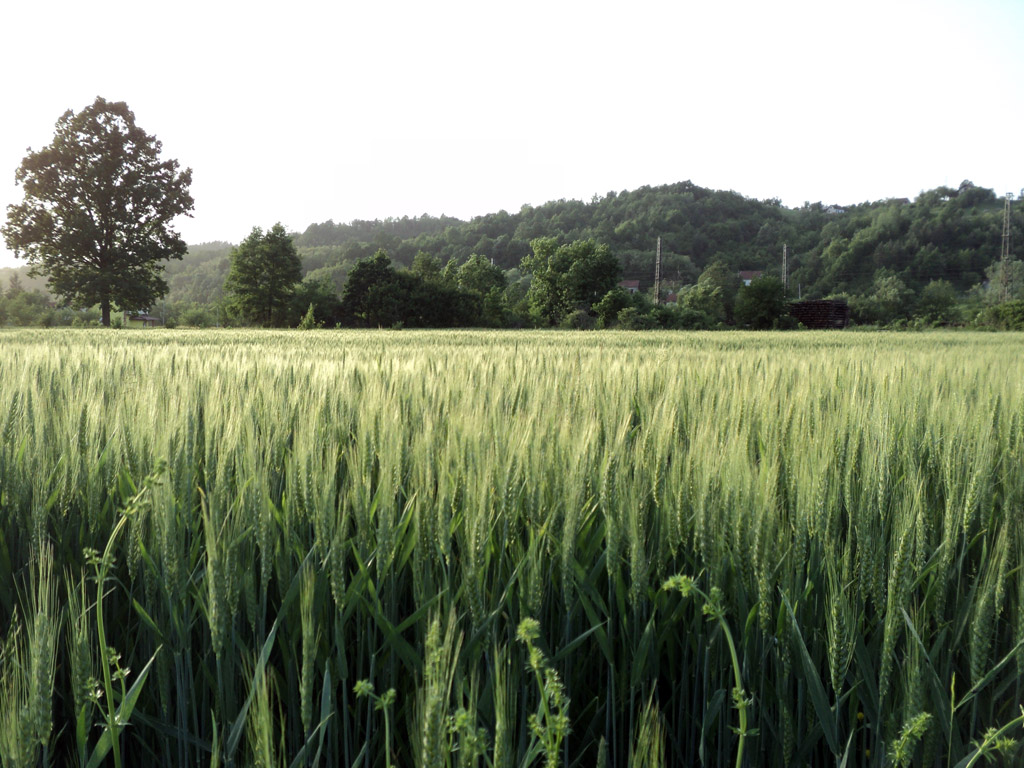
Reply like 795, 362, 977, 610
1, 0, 1022, 269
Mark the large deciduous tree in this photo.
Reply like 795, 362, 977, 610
456, 254, 506, 296
340, 250, 400, 326
521, 238, 621, 326
224, 224, 303, 326
695, 260, 741, 324
2, 97, 194, 325
733, 276, 787, 329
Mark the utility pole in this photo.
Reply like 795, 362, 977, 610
782, 243, 788, 294
654, 236, 662, 305
1002, 193, 1014, 302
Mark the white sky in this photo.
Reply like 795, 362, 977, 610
1, 0, 1022, 269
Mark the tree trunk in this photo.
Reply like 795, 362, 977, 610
101, 299, 111, 327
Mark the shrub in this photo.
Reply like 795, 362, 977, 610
563, 309, 596, 330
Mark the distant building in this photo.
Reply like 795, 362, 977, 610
737, 270, 763, 286
789, 299, 850, 329
124, 312, 163, 328
619, 279, 640, 294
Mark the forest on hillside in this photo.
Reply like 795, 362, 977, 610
2, 179, 1022, 329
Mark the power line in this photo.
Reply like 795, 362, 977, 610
1002, 192, 1014, 302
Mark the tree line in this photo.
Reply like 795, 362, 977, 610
3, 98, 1023, 330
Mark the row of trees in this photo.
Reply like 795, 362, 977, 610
219, 229, 623, 329
213, 221, 1023, 331
3, 97, 1022, 330
4, 225, 1022, 330
212, 228, 815, 331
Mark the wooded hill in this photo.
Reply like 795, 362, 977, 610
2, 178, 1020, 325
153, 179, 1017, 305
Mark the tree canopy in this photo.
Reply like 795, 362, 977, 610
734, 276, 788, 329
521, 238, 620, 325
224, 224, 302, 326
2, 97, 193, 325
339, 250, 482, 328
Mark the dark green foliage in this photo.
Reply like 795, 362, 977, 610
409, 250, 444, 284
521, 237, 621, 325
696, 260, 742, 323
593, 288, 633, 328
613, 301, 718, 330
794, 183, 1010, 298
1, 289, 55, 326
294, 214, 461, 253
977, 259, 1024, 305
339, 250, 400, 326
290, 276, 342, 327
340, 250, 481, 327
2, 97, 194, 325
162, 301, 220, 328
681, 282, 726, 325
616, 305, 656, 330
734, 276, 788, 329
914, 279, 959, 325
671, 304, 718, 329
284, 181, 837, 282
11, 175, 1011, 330
977, 300, 1024, 330
303, 262, 352, 296
224, 224, 303, 326
562, 308, 597, 329
456, 254, 506, 296
849, 269, 914, 325
0, 287, 105, 327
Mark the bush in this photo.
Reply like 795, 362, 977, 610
563, 309, 596, 330
296, 303, 323, 330
617, 306, 656, 330
734, 277, 787, 329
772, 313, 800, 330
976, 300, 1024, 330
914, 280, 958, 325
593, 288, 632, 327
174, 303, 221, 327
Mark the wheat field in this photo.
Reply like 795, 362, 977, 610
1, 328, 1022, 767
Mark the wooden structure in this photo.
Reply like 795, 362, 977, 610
789, 299, 850, 329
124, 312, 163, 328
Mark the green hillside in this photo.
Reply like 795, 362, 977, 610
157, 179, 1019, 303
3, 179, 1022, 328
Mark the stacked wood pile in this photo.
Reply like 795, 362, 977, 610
789, 299, 850, 329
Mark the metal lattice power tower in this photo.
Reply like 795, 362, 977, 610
654, 236, 662, 305
782, 243, 788, 294
1002, 193, 1014, 302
